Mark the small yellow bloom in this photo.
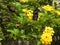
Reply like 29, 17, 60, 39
22, 8, 43, 22
27, 12, 33, 17
26, 10, 33, 22
42, 5, 54, 11
28, 10, 33, 13
43, 27, 54, 35
28, 16, 32, 20
40, 26, 55, 45
41, 33, 52, 45
22, 8, 28, 12
55, 10, 60, 15
22, 8, 33, 22
19, 0, 28, 3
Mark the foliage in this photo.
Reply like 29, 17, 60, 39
0, 0, 60, 45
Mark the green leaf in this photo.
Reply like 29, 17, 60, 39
20, 30, 25, 34
37, 40, 42, 45
20, 35, 27, 39
32, 34, 37, 38
0, 38, 3, 41
13, 36, 17, 40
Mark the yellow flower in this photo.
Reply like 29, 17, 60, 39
27, 14, 33, 22
55, 10, 60, 15
19, 0, 28, 3
28, 10, 33, 13
27, 12, 33, 17
22, 8, 33, 22
41, 33, 52, 45
43, 27, 55, 36
22, 8, 28, 12
22, 8, 43, 22
42, 5, 54, 11
26, 10, 33, 22
40, 26, 55, 45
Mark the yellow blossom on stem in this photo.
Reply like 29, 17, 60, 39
22, 8, 43, 22
42, 5, 54, 11
55, 10, 60, 15
26, 10, 33, 22
43, 27, 55, 36
19, 0, 28, 3
27, 12, 33, 17
40, 27, 55, 45
41, 33, 52, 45
22, 8, 28, 12
22, 8, 33, 22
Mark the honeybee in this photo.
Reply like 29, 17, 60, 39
33, 8, 39, 20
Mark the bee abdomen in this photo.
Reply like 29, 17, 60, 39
33, 8, 38, 20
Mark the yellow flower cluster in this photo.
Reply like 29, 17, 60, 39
43, 27, 55, 36
22, 8, 33, 22
40, 27, 55, 45
55, 10, 60, 15
27, 10, 33, 22
42, 5, 54, 11
19, 0, 28, 3
22, 8, 42, 22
